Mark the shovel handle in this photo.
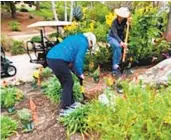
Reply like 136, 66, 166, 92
122, 22, 130, 62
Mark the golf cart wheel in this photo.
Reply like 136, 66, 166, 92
6, 65, 17, 76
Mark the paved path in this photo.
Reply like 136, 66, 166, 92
1, 53, 42, 83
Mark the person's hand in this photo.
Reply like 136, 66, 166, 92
120, 41, 127, 48
68, 63, 73, 68
80, 74, 85, 80
127, 16, 132, 24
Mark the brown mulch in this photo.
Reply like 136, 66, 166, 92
1, 12, 54, 36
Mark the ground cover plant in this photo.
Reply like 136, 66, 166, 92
0, 116, 18, 140
41, 74, 84, 104
18, 108, 34, 132
8, 21, 21, 31
60, 80, 171, 139
1, 86, 24, 113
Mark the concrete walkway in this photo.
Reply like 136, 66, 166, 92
1, 53, 42, 83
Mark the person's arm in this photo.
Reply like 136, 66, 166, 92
111, 21, 122, 43
74, 46, 87, 78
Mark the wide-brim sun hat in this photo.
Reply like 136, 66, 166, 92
115, 7, 130, 18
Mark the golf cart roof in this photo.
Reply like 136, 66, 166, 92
27, 21, 72, 28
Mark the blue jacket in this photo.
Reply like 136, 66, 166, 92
47, 34, 88, 75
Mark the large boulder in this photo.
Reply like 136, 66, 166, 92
139, 58, 171, 85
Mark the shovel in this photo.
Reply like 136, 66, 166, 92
121, 22, 133, 74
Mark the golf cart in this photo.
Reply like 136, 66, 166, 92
26, 21, 72, 67
1, 46, 17, 77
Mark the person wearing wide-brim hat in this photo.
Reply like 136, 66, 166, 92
107, 7, 131, 76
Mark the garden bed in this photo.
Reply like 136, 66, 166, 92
0, 83, 81, 140
1, 66, 149, 140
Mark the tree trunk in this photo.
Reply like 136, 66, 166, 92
64, 1, 67, 21
35, 1, 40, 10
69, 1, 74, 21
9, 2, 16, 18
165, 6, 171, 41
51, 1, 58, 21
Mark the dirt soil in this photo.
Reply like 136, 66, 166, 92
4, 83, 82, 140
1, 12, 55, 37
2, 66, 149, 140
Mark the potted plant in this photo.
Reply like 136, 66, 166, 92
17, 108, 34, 132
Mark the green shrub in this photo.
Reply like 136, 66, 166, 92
31, 36, 41, 43
41, 76, 61, 104
41, 67, 53, 78
8, 21, 21, 31
1, 87, 24, 108
94, 22, 108, 42
11, 40, 25, 55
86, 82, 171, 139
0, 116, 18, 140
129, 5, 169, 64
84, 46, 112, 72
86, 2, 109, 23
31, 9, 53, 20
41, 75, 84, 104
0, 35, 13, 52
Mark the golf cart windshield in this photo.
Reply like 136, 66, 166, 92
26, 20, 72, 67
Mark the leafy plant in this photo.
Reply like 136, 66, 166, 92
1, 88, 17, 108
8, 21, 21, 31
86, 82, 171, 139
31, 36, 41, 43
86, 2, 109, 23
18, 108, 32, 121
41, 76, 61, 104
10, 40, 25, 55
41, 75, 84, 104
41, 67, 53, 78
59, 104, 89, 135
17, 108, 34, 132
1, 87, 24, 108
129, 5, 169, 64
0, 34, 13, 52
84, 46, 112, 72
94, 22, 108, 42
0, 116, 18, 140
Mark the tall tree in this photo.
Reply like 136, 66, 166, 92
51, 1, 58, 20
64, 1, 67, 21
69, 1, 74, 21
35, 1, 40, 10
8, 2, 16, 18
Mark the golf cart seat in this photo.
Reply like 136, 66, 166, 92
26, 21, 72, 67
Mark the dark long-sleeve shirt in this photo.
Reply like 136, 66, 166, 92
109, 18, 127, 43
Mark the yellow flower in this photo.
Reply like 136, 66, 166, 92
82, 7, 87, 14
64, 21, 78, 31
90, 22, 94, 31
106, 77, 114, 87
80, 86, 85, 93
105, 12, 116, 26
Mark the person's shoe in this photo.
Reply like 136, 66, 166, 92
115, 84, 123, 94
69, 102, 82, 109
112, 68, 121, 79
59, 108, 75, 117
59, 102, 82, 117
